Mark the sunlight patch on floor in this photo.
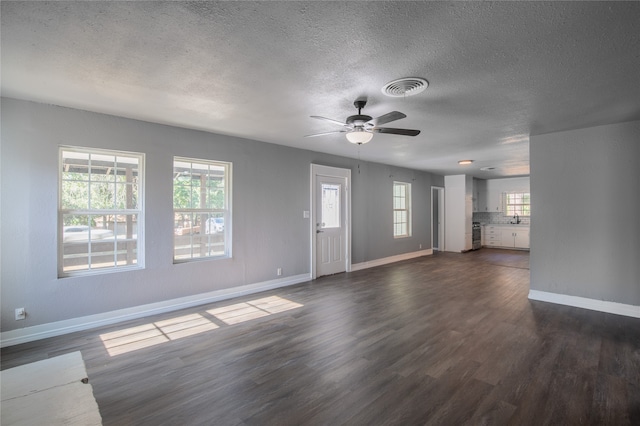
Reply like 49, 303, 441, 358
99, 296, 303, 356
207, 296, 304, 325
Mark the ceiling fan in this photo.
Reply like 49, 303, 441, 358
305, 100, 421, 145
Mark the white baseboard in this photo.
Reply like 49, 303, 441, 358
0, 273, 311, 348
351, 249, 433, 272
528, 289, 640, 318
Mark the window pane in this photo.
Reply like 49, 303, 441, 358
62, 241, 90, 272
114, 214, 138, 239
116, 240, 137, 266
190, 179, 202, 209
62, 214, 92, 234
206, 178, 225, 209
204, 214, 225, 235
62, 214, 117, 272
62, 181, 89, 209
175, 211, 199, 236
91, 167, 115, 182
321, 183, 340, 229
62, 151, 89, 181
91, 182, 115, 209
173, 179, 191, 209
114, 183, 137, 209
116, 155, 139, 168
90, 240, 116, 270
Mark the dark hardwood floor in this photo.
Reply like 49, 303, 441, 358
2, 249, 639, 425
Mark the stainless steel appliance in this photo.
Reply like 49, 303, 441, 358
472, 222, 481, 250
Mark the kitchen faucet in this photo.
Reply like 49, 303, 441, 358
512, 214, 521, 224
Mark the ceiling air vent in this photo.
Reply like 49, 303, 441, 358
382, 77, 428, 97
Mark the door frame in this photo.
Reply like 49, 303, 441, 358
311, 164, 351, 279
431, 186, 445, 251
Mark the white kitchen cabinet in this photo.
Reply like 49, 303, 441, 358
500, 227, 529, 249
481, 225, 529, 249
473, 179, 487, 212
487, 189, 503, 212
514, 231, 529, 248
484, 225, 502, 247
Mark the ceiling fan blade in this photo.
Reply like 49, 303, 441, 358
366, 111, 406, 127
304, 130, 348, 138
373, 127, 421, 136
310, 116, 348, 127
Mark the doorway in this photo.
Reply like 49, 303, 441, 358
431, 186, 445, 251
311, 164, 351, 279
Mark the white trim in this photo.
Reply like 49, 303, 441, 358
431, 186, 444, 251
0, 273, 311, 348
351, 249, 433, 272
528, 289, 640, 318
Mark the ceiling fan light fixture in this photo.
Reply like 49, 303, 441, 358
345, 129, 373, 145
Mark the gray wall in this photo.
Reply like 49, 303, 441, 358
0, 98, 443, 332
530, 120, 640, 306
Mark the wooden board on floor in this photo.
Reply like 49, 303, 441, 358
1, 351, 102, 426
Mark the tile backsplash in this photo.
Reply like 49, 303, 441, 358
473, 211, 530, 225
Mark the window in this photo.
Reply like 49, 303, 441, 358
173, 157, 231, 261
504, 192, 531, 216
59, 147, 144, 276
393, 181, 411, 238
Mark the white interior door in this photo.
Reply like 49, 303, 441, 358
316, 176, 346, 276
311, 164, 350, 279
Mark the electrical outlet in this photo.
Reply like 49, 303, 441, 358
419, 244, 422, 249
15, 307, 26, 320
277, 268, 282, 276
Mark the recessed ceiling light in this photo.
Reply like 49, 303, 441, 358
458, 160, 474, 165
480, 166, 496, 171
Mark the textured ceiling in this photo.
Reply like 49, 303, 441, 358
2, 1, 640, 178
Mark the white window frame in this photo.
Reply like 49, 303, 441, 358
58, 146, 145, 277
173, 157, 232, 262
393, 181, 412, 238
503, 192, 531, 217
